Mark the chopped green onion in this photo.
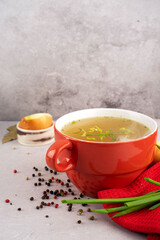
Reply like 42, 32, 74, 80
72, 120, 76, 124
86, 137, 96, 141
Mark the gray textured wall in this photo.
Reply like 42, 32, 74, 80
0, 0, 160, 121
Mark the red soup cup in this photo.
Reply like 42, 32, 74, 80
46, 108, 158, 197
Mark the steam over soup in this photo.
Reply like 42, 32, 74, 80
61, 117, 151, 142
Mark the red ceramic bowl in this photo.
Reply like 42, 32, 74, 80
46, 108, 158, 197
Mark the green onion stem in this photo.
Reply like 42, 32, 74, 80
125, 193, 160, 208
144, 177, 160, 187
92, 205, 128, 214
112, 202, 152, 218
149, 202, 160, 210
61, 192, 160, 205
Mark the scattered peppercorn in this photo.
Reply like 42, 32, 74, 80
38, 178, 41, 181
67, 179, 71, 183
77, 220, 81, 224
87, 208, 91, 212
46, 189, 49, 193
50, 170, 53, 173
54, 196, 57, 199
34, 183, 37, 186
40, 205, 43, 208
55, 204, 59, 208
78, 209, 83, 213
13, 169, 17, 173
36, 206, 39, 210
79, 193, 84, 198
51, 202, 54, 205
68, 189, 72, 192
68, 206, 72, 211
82, 204, 88, 206
38, 183, 41, 186
41, 178, 45, 182
26, 177, 29, 180
51, 176, 54, 180
17, 208, 21, 211
5, 199, 10, 203
32, 174, 35, 177
54, 171, 57, 175
35, 168, 38, 171
45, 166, 49, 171
89, 216, 95, 221
47, 203, 51, 206
30, 197, 34, 201
65, 183, 69, 188
45, 215, 49, 218
50, 190, 54, 195
38, 173, 41, 176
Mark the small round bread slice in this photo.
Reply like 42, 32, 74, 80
19, 113, 53, 130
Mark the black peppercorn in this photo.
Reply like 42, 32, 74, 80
50, 170, 53, 173
54, 171, 57, 175
32, 174, 35, 177
17, 208, 21, 211
82, 204, 88, 206
89, 216, 95, 220
67, 179, 71, 183
38, 173, 41, 176
77, 220, 81, 224
34, 183, 37, 186
79, 193, 84, 198
30, 197, 34, 201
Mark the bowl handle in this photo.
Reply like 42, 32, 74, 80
46, 139, 75, 172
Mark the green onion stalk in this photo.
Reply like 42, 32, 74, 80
62, 178, 160, 218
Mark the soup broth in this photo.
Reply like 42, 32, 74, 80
61, 117, 150, 142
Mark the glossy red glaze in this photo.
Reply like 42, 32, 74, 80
46, 109, 158, 197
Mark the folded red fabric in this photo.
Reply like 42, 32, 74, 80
98, 162, 160, 240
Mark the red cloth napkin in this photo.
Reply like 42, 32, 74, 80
98, 162, 160, 240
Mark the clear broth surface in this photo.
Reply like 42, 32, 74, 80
61, 117, 150, 142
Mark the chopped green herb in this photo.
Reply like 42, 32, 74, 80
73, 129, 82, 134
120, 127, 126, 131
72, 121, 76, 124
86, 137, 96, 141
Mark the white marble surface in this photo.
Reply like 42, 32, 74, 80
0, 0, 160, 120
1, 120, 160, 240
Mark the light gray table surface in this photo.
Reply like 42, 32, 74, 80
0, 121, 160, 240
